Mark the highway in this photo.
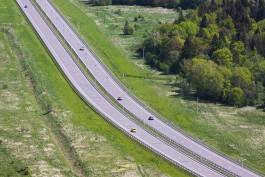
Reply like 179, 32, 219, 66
16, 0, 226, 176
34, 0, 262, 176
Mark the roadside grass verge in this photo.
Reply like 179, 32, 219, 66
51, 0, 265, 173
0, 0, 190, 176
0, 3, 75, 176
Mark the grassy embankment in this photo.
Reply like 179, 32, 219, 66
51, 0, 265, 173
0, 1, 76, 176
0, 0, 190, 176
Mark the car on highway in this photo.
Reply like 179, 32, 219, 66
117, 97, 122, 101
130, 128, 137, 132
79, 46, 84, 51
148, 116, 154, 120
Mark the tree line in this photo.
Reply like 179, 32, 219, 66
87, 0, 204, 9
141, 0, 265, 106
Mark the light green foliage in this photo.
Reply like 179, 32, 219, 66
219, 66, 232, 80
159, 23, 177, 36
219, 66, 232, 87
251, 22, 258, 35
203, 24, 219, 41
256, 19, 265, 31
258, 60, 265, 85
165, 36, 185, 51
231, 67, 252, 88
205, 12, 217, 25
194, 36, 210, 54
188, 58, 225, 99
182, 37, 209, 59
227, 87, 244, 106
231, 41, 245, 65
185, 9, 201, 24
176, 21, 198, 39
143, 24, 187, 72
212, 47, 233, 66
164, 36, 184, 61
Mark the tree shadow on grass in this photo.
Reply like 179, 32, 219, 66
256, 105, 265, 111
80, 1, 91, 5
165, 81, 228, 106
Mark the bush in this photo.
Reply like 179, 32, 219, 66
2, 84, 8, 89
123, 21, 134, 35
227, 87, 244, 107
114, 9, 122, 15
134, 24, 139, 30
17, 166, 30, 175
138, 15, 145, 21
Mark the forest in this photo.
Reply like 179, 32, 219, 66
141, 0, 265, 106
86, 0, 265, 107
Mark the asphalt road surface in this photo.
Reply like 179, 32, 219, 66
16, 0, 227, 176
34, 0, 262, 176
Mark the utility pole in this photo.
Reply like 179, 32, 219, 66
239, 159, 246, 167
196, 97, 199, 114
143, 46, 145, 60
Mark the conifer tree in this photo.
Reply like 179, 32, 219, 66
123, 21, 134, 35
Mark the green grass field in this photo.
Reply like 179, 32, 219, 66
0, 0, 190, 176
50, 0, 265, 173
0, 2, 75, 176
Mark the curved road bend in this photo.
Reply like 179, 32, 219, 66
36, 0, 261, 176
16, 0, 225, 176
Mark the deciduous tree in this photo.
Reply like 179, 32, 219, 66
231, 67, 252, 89
227, 87, 244, 106
212, 47, 233, 67
231, 41, 245, 65
186, 58, 225, 100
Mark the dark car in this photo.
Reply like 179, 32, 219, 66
79, 46, 84, 51
117, 97, 122, 101
24, 5, 28, 8
148, 116, 154, 120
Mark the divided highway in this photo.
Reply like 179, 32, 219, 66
34, 0, 262, 176
16, 0, 225, 176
